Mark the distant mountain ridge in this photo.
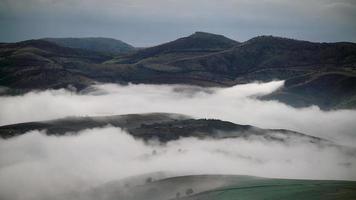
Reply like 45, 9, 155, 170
165, 35, 356, 108
42, 37, 135, 54
109, 31, 239, 64
1, 32, 356, 109
171, 35, 356, 76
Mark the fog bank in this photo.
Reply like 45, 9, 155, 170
0, 127, 355, 200
1, 81, 356, 146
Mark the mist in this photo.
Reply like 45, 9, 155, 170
1, 81, 356, 199
0, 127, 355, 200
1, 81, 356, 146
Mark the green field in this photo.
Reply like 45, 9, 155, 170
90, 174, 356, 200
182, 178, 356, 200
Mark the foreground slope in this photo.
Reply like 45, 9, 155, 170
84, 174, 356, 200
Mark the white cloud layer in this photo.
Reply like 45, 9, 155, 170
1, 81, 356, 146
1, 81, 356, 199
0, 127, 355, 200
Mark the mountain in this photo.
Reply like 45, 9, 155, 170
1, 33, 356, 109
111, 36, 356, 108
166, 36, 356, 109
0, 113, 331, 146
263, 72, 356, 109
42, 37, 135, 54
0, 39, 114, 92
109, 32, 239, 64
168, 36, 356, 81
109, 36, 356, 108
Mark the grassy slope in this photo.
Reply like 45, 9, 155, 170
183, 177, 356, 200
111, 32, 239, 65
263, 72, 356, 109
0, 40, 112, 90
167, 36, 356, 109
91, 174, 356, 200
42, 37, 135, 54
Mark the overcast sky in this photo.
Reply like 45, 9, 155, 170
0, 0, 356, 46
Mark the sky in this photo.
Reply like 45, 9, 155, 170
0, 0, 356, 46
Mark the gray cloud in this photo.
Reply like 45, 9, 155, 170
0, 0, 355, 46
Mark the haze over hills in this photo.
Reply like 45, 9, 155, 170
1, 113, 356, 200
0, 32, 356, 109
1, 82, 355, 199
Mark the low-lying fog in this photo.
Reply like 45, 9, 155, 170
0, 127, 355, 200
1, 81, 356, 200
1, 81, 356, 145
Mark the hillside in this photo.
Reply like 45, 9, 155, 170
1, 33, 356, 109
168, 36, 356, 82
166, 36, 356, 109
42, 37, 135, 54
0, 113, 331, 146
109, 32, 239, 64
0, 40, 113, 91
263, 73, 356, 109
83, 174, 356, 200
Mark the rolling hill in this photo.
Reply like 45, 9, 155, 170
0, 113, 332, 146
82, 174, 356, 200
0, 39, 112, 91
1, 32, 356, 109
166, 36, 356, 109
42, 37, 135, 54
108, 31, 239, 64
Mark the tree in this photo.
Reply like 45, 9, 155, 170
145, 177, 153, 183
176, 192, 181, 199
185, 188, 194, 196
